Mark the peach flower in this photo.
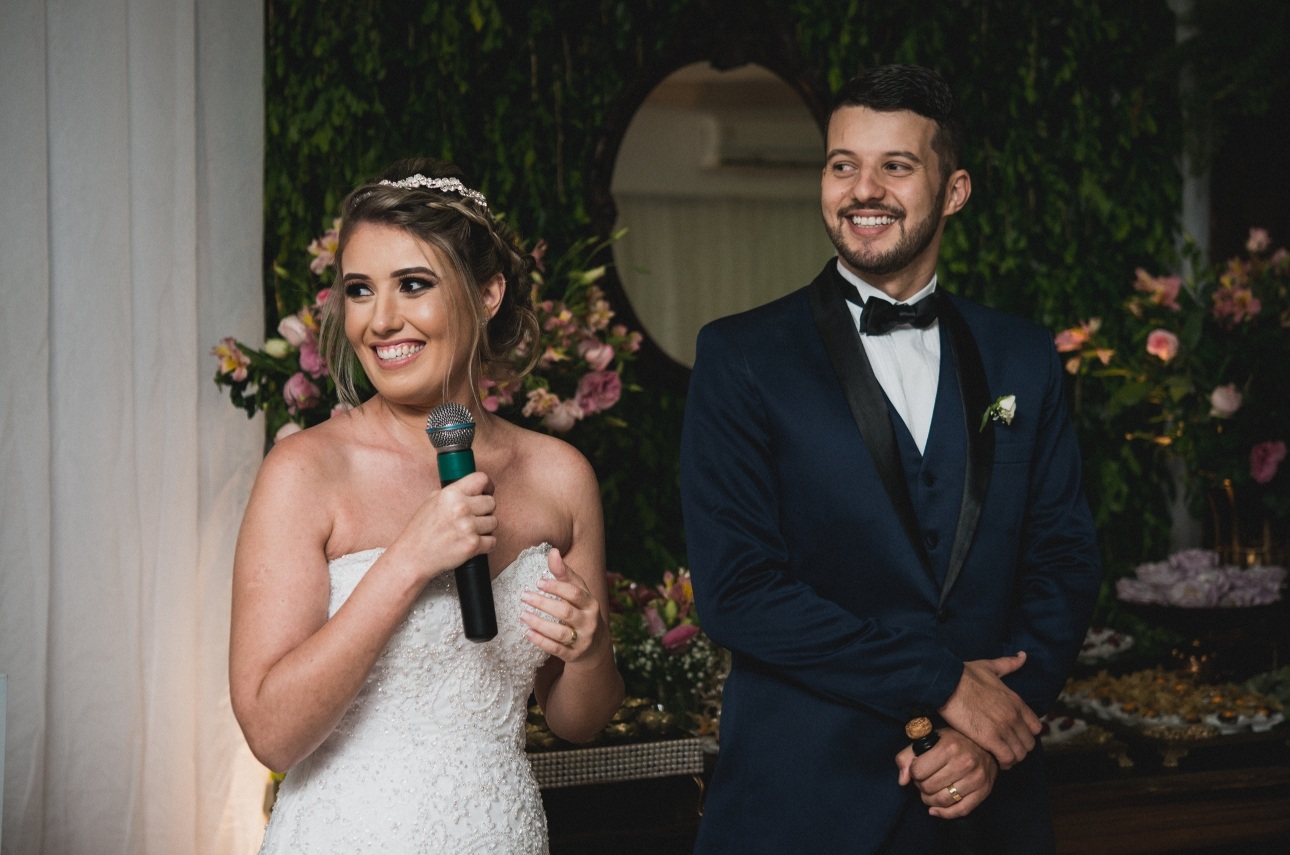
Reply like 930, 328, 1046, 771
1133, 269, 1181, 310
1246, 227, 1271, 254
1145, 329, 1179, 362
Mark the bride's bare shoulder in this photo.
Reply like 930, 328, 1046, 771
495, 419, 598, 498
253, 411, 368, 496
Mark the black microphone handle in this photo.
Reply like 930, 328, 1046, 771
455, 553, 498, 642
437, 467, 498, 643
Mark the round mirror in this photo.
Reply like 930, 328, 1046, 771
610, 63, 833, 367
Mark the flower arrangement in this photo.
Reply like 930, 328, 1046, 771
607, 569, 727, 733
212, 219, 639, 441
1055, 228, 1290, 537
1116, 548, 1285, 608
479, 232, 642, 433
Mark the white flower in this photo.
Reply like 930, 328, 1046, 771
263, 337, 292, 359
981, 394, 1017, 431
1208, 383, 1242, 418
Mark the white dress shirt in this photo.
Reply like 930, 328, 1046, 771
836, 260, 941, 454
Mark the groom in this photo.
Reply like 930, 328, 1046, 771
680, 65, 1101, 854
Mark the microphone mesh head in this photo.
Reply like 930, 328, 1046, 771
426, 402, 476, 450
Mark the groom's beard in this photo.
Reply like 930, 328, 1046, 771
825, 183, 947, 278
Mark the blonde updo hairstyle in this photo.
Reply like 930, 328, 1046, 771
319, 156, 540, 408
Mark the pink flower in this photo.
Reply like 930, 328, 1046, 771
578, 339, 615, 371
1145, 329, 1179, 362
1054, 329, 1086, 353
330, 402, 352, 418
486, 377, 521, 410
283, 371, 321, 415
1246, 228, 1271, 254
307, 218, 340, 275
643, 606, 667, 638
612, 324, 643, 353
585, 288, 613, 331
661, 623, 700, 653
655, 570, 695, 622
1212, 283, 1262, 324
211, 337, 250, 382
314, 288, 331, 307
542, 399, 584, 433
1250, 440, 1287, 484
1054, 318, 1101, 353
299, 340, 328, 378
575, 370, 622, 415
537, 345, 569, 369
543, 305, 576, 334
530, 238, 548, 273
278, 314, 311, 347
1133, 269, 1182, 310
522, 387, 560, 418
1209, 384, 1243, 418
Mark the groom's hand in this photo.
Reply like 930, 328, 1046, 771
937, 651, 1040, 769
895, 728, 998, 819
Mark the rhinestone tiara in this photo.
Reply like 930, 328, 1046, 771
378, 174, 489, 210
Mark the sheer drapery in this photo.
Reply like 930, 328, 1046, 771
0, 1, 268, 852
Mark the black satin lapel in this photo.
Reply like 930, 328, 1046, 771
807, 270, 931, 573
936, 292, 994, 608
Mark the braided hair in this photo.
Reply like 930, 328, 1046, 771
319, 157, 540, 408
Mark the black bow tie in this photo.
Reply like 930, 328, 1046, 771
859, 294, 939, 335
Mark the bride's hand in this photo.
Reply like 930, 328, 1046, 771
520, 547, 609, 663
395, 471, 497, 581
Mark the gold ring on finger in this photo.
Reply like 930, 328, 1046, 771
568, 627, 578, 646
946, 785, 962, 803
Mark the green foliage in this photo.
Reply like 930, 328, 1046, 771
266, 0, 1192, 581
1172, 0, 1290, 167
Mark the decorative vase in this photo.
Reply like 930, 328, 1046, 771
1204, 479, 1287, 568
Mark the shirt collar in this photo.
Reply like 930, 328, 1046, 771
834, 258, 938, 306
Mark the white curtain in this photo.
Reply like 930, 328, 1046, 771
0, 1, 268, 852
614, 195, 835, 366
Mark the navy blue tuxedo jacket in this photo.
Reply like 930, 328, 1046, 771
680, 263, 1102, 854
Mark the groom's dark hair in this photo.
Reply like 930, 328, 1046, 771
830, 64, 965, 182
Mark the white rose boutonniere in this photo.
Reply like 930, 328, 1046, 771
980, 394, 1017, 431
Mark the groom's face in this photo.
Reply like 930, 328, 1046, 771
821, 106, 956, 293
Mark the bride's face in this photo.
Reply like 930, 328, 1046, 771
340, 222, 480, 409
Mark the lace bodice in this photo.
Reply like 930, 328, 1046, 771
258, 545, 553, 854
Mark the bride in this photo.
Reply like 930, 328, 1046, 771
229, 157, 625, 853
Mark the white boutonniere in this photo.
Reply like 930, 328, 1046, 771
980, 394, 1017, 431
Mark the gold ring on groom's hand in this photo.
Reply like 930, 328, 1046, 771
568, 628, 578, 646
947, 785, 962, 802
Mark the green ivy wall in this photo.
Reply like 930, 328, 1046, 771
265, 0, 1186, 584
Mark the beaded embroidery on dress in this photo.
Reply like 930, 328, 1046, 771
258, 544, 553, 854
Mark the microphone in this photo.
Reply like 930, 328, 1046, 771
426, 402, 497, 642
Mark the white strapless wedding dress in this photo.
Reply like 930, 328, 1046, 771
258, 544, 553, 854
